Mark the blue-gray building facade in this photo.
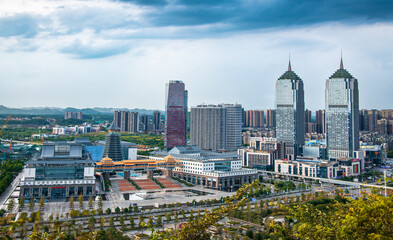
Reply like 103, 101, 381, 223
325, 59, 359, 159
275, 61, 305, 160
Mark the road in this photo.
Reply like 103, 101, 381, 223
258, 170, 393, 190
0, 170, 23, 211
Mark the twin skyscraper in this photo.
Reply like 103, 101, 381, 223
275, 58, 359, 160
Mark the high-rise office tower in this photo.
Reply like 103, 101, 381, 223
153, 110, 161, 130
141, 114, 149, 131
190, 104, 242, 151
325, 58, 359, 159
102, 121, 124, 161
266, 109, 275, 128
275, 61, 305, 160
165, 80, 187, 149
316, 110, 325, 134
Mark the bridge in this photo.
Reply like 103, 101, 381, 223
95, 155, 183, 180
258, 170, 393, 190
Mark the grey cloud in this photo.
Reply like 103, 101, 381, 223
60, 39, 131, 59
144, 0, 393, 30
0, 14, 40, 38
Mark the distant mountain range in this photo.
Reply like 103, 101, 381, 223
0, 105, 163, 116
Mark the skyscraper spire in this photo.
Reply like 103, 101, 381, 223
340, 51, 344, 69
288, 53, 292, 71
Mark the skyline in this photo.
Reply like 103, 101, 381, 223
1, 0, 393, 110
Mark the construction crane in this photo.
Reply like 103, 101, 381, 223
0, 115, 12, 136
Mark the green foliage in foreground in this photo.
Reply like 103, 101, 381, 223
1, 180, 392, 240
268, 193, 393, 240
0, 159, 24, 195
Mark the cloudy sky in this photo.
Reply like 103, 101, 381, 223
0, 0, 392, 111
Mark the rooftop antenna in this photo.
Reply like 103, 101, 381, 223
288, 52, 292, 71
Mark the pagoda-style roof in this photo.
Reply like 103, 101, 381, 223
278, 60, 301, 81
164, 155, 177, 164
329, 68, 354, 79
107, 121, 120, 132
330, 57, 354, 79
100, 157, 115, 166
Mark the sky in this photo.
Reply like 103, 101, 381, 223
0, 0, 393, 111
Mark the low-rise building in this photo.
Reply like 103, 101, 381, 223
238, 148, 275, 170
249, 137, 286, 159
52, 125, 99, 135
274, 156, 361, 179
151, 146, 257, 191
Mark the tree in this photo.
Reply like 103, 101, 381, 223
19, 196, 25, 210
157, 215, 162, 226
189, 212, 194, 221
166, 214, 171, 221
174, 213, 179, 230
88, 196, 94, 209
98, 196, 103, 210
139, 215, 145, 227
99, 217, 105, 230
78, 194, 84, 210
109, 217, 115, 228
120, 216, 125, 230
245, 229, 254, 239
129, 216, 135, 228
69, 196, 74, 210
29, 198, 35, 211
106, 208, 111, 215
39, 196, 45, 210
88, 216, 96, 232
115, 206, 120, 214
270, 193, 393, 239
7, 198, 15, 212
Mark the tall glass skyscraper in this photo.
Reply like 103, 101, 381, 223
275, 61, 305, 160
326, 58, 359, 159
165, 80, 187, 149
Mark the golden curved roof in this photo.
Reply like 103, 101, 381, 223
101, 157, 115, 166
164, 155, 177, 164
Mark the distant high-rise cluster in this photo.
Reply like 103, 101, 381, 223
244, 110, 264, 128
265, 109, 275, 128
64, 111, 82, 120
316, 110, 325, 134
165, 80, 188, 149
153, 110, 161, 130
113, 110, 139, 133
360, 109, 393, 135
190, 104, 242, 151
141, 114, 149, 131
274, 61, 305, 160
